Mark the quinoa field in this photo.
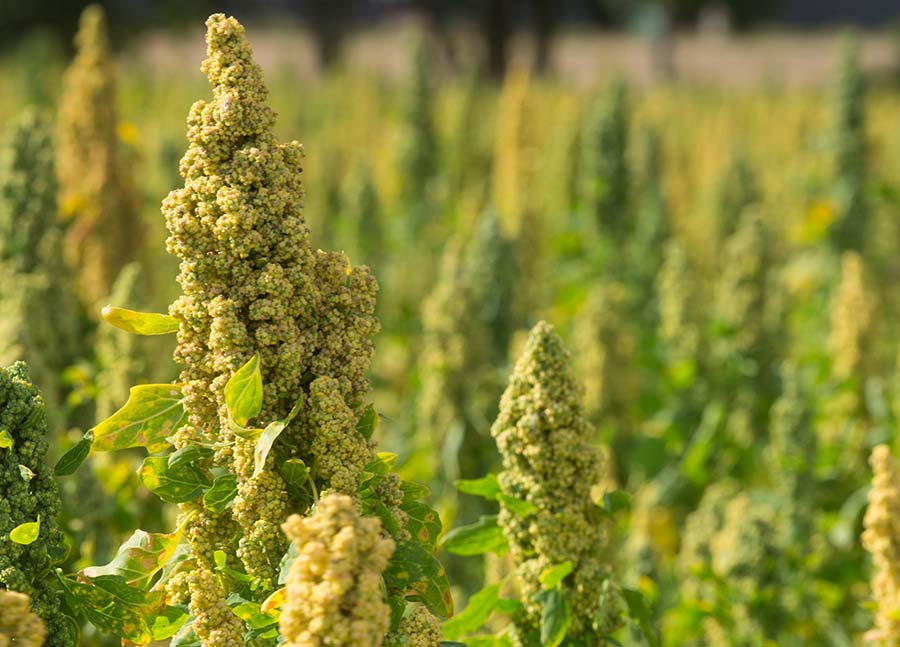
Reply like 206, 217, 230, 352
2, 5, 900, 647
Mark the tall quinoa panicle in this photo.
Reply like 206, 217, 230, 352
0, 110, 61, 274
163, 14, 383, 642
572, 282, 636, 424
830, 34, 868, 254
657, 238, 700, 367
491, 321, 615, 646
580, 77, 630, 242
0, 363, 74, 647
0, 590, 46, 647
713, 149, 759, 244
0, 111, 81, 420
57, 3, 142, 307
863, 445, 900, 647
829, 251, 875, 383
280, 494, 395, 647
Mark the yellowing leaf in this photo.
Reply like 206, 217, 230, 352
101, 306, 179, 335
10, 518, 40, 545
92, 384, 185, 454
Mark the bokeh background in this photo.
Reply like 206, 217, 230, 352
5, 1, 900, 646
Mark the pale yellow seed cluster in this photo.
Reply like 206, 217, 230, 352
280, 495, 394, 647
713, 211, 769, 362
384, 606, 442, 647
863, 445, 900, 646
57, 4, 141, 307
491, 321, 615, 646
187, 569, 246, 647
829, 251, 875, 382
572, 281, 636, 422
163, 14, 380, 620
0, 590, 46, 647
307, 377, 372, 495
657, 239, 699, 364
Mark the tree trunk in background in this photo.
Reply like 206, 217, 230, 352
482, 0, 511, 81
531, 0, 555, 75
308, 0, 345, 70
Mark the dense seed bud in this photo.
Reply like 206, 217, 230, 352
0, 363, 74, 647
656, 239, 700, 367
580, 78, 630, 241
396, 35, 437, 219
57, 4, 142, 306
829, 251, 875, 383
712, 149, 759, 244
0, 590, 46, 647
491, 321, 616, 646
572, 282, 636, 423
161, 16, 405, 646
0, 111, 81, 423
830, 35, 868, 253
280, 495, 394, 647
862, 445, 900, 646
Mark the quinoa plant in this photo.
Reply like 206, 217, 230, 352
442, 322, 656, 647
829, 35, 868, 254
0, 110, 82, 427
572, 281, 636, 429
0, 590, 47, 647
712, 149, 759, 244
343, 162, 383, 273
396, 33, 437, 224
0, 362, 75, 647
579, 78, 630, 243
829, 251, 876, 385
626, 126, 669, 312
279, 494, 395, 647
862, 445, 900, 646
62, 14, 452, 647
57, 4, 142, 307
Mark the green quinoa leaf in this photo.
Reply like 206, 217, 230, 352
0, 429, 12, 449
150, 606, 191, 642
621, 588, 659, 647
597, 490, 631, 518
534, 588, 571, 647
101, 305, 180, 335
442, 582, 501, 639
400, 500, 443, 549
253, 393, 303, 478
497, 493, 538, 517
92, 383, 186, 453
57, 573, 163, 644
9, 518, 40, 544
82, 528, 185, 589
203, 473, 239, 512
455, 474, 501, 499
278, 458, 311, 491
539, 562, 574, 590
384, 539, 454, 618
225, 354, 263, 427
139, 456, 211, 503
440, 515, 508, 556
356, 403, 378, 439
400, 479, 431, 502
54, 430, 93, 475
167, 445, 213, 470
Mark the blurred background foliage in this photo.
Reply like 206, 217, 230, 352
5, 0, 900, 645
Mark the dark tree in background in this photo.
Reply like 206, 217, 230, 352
481, 0, 512, 80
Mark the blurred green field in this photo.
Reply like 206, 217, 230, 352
5, 9, 900, 647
